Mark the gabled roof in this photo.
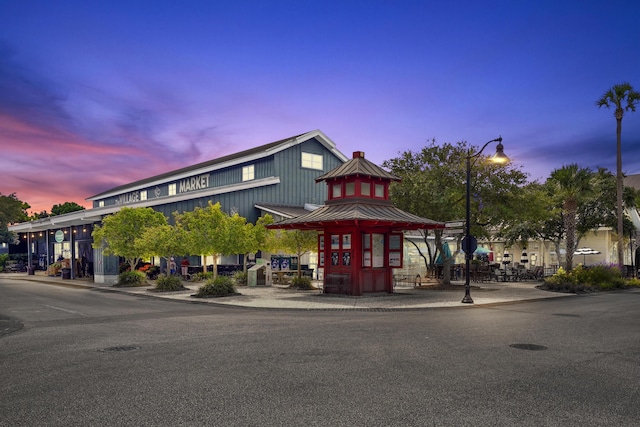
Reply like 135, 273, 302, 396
255, 203, 314, 219
315, 151, 400, 182
87, 130, 348, 201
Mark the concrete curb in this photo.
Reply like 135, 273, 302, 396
1, 272, 572, 310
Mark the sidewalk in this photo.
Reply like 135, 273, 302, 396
1, 271, 570, 310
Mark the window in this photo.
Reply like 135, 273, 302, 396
375, 183, 385, 198
98, 200, 104, 207
332, 183, 342, 198
242, 165, 255, 181
168, 183, 176, 195
345, 182, 355, 196
389, 234, 403, 267
140, 190, 147, 201
302, 152, 323, 170
327, 233, 352, 267
361, 182, 371, 196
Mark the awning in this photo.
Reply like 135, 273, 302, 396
8, 206, 118, 233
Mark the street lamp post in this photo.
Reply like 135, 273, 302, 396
462, 137, 509, 304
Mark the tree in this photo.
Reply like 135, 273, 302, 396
235, 215, 274, 273
382, 139, 528, 283
176, 201, 233, 279
51, 202, 86, 216
497, 182, 555, 246
269, 229, 318, 279
136, 224, 190, 275
92, 207, 168, 271
546, 164, 593, 271
597, 82, 640, 269
0, 192, 30, 245
501, 167, 638, 270
32, 211, 50, 219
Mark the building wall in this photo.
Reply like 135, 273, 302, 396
87, 138, 344, 275
93, 138, 342, 224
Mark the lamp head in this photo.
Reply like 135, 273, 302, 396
490, 137, 510, 164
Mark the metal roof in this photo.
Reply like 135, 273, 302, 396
269, 200, 444, 231
87, 130, 349, 201
315, 152, 400, 183
254, 203, 314, 219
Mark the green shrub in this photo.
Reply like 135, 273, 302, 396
192, 272, 214, 282
117, 270, 146, 287
0, 253, 9, 271
233, 271, 248, 285
196, 276, 237, 297
543, 264, 630, 292
291, 276, 313, 290
155, 274, 184, 291
626, 277, 640, 288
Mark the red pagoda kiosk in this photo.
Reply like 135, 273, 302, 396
269, 151, 443, 296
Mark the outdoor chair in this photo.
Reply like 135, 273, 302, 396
504, 268, 516, 281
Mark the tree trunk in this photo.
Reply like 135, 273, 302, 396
564, 203, 577, 271
408, 239, 429, 277
442, 258, 451, 285
616, 116, 625, 271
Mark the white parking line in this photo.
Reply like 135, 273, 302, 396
43, 305, 86, 316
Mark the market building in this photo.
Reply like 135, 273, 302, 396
8, 130, 348, 283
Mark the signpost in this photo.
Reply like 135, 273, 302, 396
445, 220, 465, 229
445, 228, 463, 235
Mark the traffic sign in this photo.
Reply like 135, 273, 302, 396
461, 235, 477, 254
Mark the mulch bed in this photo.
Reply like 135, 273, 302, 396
191, 292, 241, 298
147, 286, 190, 293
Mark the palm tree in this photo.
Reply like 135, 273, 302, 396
547, 164, 593, 271
596, 82, 640, 270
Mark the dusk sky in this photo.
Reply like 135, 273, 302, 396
1, 1, 639, 214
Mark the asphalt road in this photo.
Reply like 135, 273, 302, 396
1, 277, 639, 426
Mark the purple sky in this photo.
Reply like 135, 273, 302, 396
1, 0, 639, 214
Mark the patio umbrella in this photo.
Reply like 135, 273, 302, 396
502, 252, 511, 265
435, 242, 452, 264
521, 249, 528, 265
473, 246, 491, 262
573, 247, 600, 265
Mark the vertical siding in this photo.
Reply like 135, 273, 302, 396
270, 138, 343, 207
96, 136, 346, 225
